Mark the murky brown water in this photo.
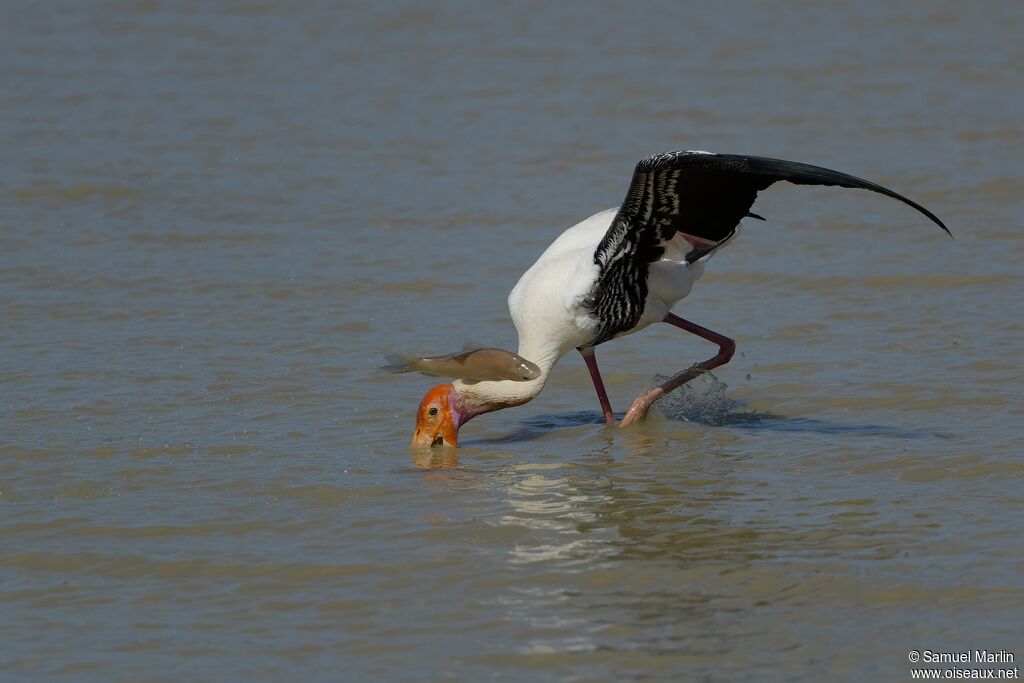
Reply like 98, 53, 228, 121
2, 2, 1023, 681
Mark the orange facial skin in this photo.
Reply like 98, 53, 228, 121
411, 384, 460, 449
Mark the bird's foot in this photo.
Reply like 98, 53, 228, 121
619, 394, 656, 428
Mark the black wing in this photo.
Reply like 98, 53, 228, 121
585, 151, 950, 345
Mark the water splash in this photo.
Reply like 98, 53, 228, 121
651, 373, 941, 438
652, 371, 740, 425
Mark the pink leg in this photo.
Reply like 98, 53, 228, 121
619, 313, 736, 428
578, 347, 616, 426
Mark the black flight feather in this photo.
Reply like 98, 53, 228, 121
584, 150, 950, 346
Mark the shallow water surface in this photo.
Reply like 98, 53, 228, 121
2, 1, 1023, 681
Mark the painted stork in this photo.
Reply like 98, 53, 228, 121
411, 151, 949, 448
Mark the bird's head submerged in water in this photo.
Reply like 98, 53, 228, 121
411, 383, 462, 448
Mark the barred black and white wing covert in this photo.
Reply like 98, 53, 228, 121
584, 151, 950, 346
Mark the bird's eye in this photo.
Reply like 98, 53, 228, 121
428, 406, 439, 417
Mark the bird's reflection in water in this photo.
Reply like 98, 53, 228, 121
411, 447, 460, 470
493, 460, 618, 655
